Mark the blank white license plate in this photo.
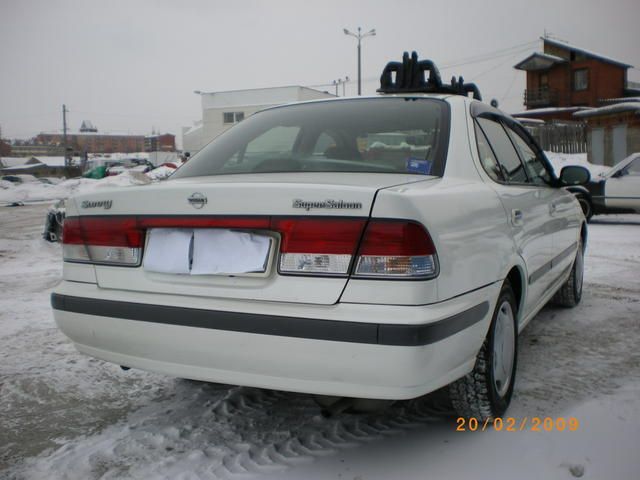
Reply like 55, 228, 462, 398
143, 228, 272, 275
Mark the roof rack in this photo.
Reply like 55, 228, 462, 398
377, 51, 482, 101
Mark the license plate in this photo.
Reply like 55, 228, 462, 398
143, 228, 272, 275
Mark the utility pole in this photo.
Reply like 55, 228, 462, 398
62, 104, 69, 168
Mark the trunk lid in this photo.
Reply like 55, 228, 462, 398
72, 172, 433, 305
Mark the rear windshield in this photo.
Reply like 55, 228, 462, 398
173, 98, 449, 178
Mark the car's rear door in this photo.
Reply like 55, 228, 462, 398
502, 122, 581, 279
474, 116, 556, 319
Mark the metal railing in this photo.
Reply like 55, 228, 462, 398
524, 88, 559, 108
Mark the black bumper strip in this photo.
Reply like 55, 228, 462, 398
51, 293, 489, 347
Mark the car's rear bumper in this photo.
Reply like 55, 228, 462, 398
52, 281, 498, 400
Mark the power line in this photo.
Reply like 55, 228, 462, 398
440, 41, 538, 69
469, 47, 532, 80
333, 40, 537, 87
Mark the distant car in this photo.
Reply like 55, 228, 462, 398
1, 175, 22, 184
1, 174, 39, 184
106, 164, 126, 176
52, 53, 590, 421
573, 154, 640, 220
43, 200, 66, 242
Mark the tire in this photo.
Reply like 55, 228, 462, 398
553, 238, 584, 308
577, 194, 593, 222
449, 282, 518, 421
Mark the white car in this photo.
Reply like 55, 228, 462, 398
576, 153, 640, 220
52, 54, 589, 420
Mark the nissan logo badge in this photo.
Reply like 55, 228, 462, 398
188, 192, 207, 209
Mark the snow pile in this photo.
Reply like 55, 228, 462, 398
544, 151, 610, 177
146, 165, 177, 181
0, 170, 151, 205
0, 179, 14, 190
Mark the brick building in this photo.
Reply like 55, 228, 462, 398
37, 130, 145, 154
0, 138, 10, 157
144, 133, 176, 152
513, 37, 636, 122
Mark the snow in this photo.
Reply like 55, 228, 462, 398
146, 165, 177, 181
1, 163, 44, 172
0, 157, 30, 168
574, 102, 640, 118
0, 170, 151, 205
30, 156, 68, 167
89, 152, 150, 162
512, 106, 591, 117
542, 37, 633, 69
544, 151, 610, 177
1, 204, 639, 479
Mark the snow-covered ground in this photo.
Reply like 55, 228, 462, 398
1, 205, 639, 480
544, 151, 610, 178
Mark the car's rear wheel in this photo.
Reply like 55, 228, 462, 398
553, 238, 584, 308
449, 282, 518, 421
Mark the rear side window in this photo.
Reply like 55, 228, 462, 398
474, 122, 504, 182
505, 126, 552, 186
476, 117, 528, 184
173, 98, 449, 178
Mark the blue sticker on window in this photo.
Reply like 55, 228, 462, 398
406, 157, 433, 175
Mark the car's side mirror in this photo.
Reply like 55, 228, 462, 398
611, 169, 626, 178
559, 165, 591, 186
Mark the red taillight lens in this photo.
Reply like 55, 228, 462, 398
357, 220, 436, 256
274, 218, 366, 275
63, 217, 143, 247
61, 217, 82, 245
63, 217, 144, 266
354, 220, 438, 278
273, 218, 366, 254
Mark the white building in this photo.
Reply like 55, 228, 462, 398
182, 86, 335, 154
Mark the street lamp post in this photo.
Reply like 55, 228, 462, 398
343, 27, 376, 96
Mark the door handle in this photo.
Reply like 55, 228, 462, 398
511, 209, 523, 226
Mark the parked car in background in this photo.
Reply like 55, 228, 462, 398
572, 153, 640, 220
51, 53, 591, 421
43, 200, 66, 242
1, 174, 40, 184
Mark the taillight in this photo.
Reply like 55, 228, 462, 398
61, 215, 438, 279
274, 218, 366, 275
63, 217, 143, 266
353, 220, 438, 278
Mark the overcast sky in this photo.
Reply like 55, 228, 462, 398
1, 0, 639, 148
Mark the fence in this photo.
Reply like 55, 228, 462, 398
522, 121, 587, 154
